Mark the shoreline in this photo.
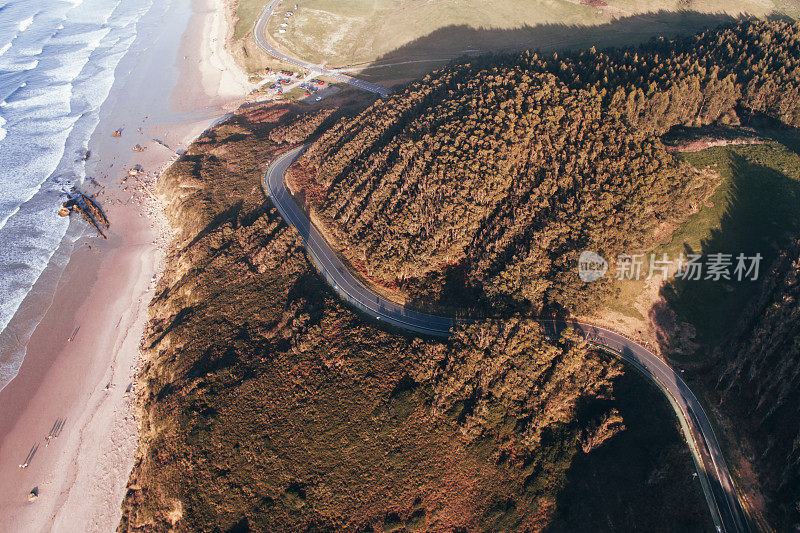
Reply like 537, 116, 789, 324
0, 0, 251, 530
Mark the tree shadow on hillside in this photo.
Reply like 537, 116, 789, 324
346, 10, 746, 82
402, 261, 492, 319
547, 367, 713, 532
651, 153, 800, 359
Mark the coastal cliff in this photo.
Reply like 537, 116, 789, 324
117, 99, 709, 531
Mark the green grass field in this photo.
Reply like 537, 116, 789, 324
607, 136, 800, 352
234, 0, 800, 79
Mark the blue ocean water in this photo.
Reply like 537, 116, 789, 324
0, 0, 156, 386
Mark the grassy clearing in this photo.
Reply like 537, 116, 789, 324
607, 137, 800, 351
233, 0, 798, 81
233, 0, 266, 40
663, 142, 800, 347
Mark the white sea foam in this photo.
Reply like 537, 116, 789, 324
17, 16, 34, 32
0, 0, 160, 390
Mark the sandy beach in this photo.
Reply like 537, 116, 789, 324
0, 0, 252, 530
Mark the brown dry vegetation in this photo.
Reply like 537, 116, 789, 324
117, 100, 710, 532
286, 20, 800, 530
117, 16, 800, 533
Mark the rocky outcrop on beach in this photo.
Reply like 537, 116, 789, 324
60, 190, 110, 238
117, 100, 710, 532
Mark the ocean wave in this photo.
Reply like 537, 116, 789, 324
0, 222, 77, 392
0, 0, 155, 351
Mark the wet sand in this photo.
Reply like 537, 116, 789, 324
0, 0, 252, 530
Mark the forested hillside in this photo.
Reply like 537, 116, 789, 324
713, 239, 800, 528
118, 102, 709, 531
301, 20, 800, 313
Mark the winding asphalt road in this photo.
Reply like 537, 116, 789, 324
252, 0, 391, 97
264, 145, 750, 532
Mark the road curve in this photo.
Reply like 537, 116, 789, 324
264, 146, 750, 533
252, 0, 391, 97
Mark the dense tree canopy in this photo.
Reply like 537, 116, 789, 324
301, 20, 800, 313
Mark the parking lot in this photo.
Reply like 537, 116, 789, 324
257, 67, 331, 101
